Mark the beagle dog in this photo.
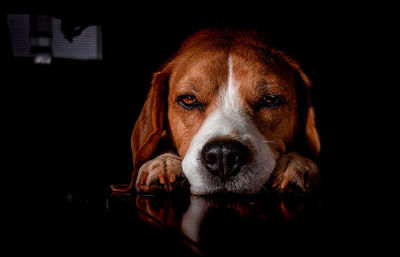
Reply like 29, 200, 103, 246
111, 28, 320, 195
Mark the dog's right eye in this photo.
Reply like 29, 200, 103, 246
177, 95, 200, 110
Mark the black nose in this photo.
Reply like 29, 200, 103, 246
201, 139, 249, 180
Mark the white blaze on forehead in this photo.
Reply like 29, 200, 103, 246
222, 56, 243, 113
182, 55, 276, 195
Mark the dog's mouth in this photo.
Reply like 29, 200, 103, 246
184, 163, 272, 196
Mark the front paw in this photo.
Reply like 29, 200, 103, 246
270, 152, 320, 194
135, 153, 186, 193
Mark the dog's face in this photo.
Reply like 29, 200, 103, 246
127, 29, 320, 195
168, 52, 300, 194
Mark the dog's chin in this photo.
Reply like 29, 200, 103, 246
189, 185, 223, 196
186, 167, 270, 196
190, 183, 264, 196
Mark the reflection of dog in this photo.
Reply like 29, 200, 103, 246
135, 195, 307, 254
111, 28, 320, 195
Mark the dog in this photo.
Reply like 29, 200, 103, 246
111, 28, 320, 195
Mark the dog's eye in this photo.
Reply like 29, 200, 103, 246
260, 94, 284, 108
178, 95, 200, 110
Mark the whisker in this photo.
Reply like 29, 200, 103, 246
260, 165, 273, 174
258, 183, 272, 194
258, 140, 277, 144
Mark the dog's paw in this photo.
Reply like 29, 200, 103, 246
135, 153, 186, 193
270, 152, 320, 194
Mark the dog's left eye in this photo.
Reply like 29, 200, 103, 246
177, 95, 200, 110
260, 94, 284, 108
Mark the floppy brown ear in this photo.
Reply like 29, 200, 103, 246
296, 68, 321, 160
304, 106, 321, 159
277, 50, 321, 159
111, 70, 169, 193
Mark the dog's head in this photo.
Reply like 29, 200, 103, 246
128, 28, 320, 195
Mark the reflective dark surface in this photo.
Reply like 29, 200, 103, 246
36, 188, 379, 256
134, 192, 323, 255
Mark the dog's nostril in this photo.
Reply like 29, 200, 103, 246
204, 150, 218, 164
201, 139, 249, 179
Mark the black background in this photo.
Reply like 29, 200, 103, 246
3, 2, 395, 253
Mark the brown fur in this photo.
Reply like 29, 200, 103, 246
111, 28, 320, 194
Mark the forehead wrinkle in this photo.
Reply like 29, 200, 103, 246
229, 52, 294, 96
255, 80, 288, 95
171, 53, 229, 93
176, 74, 204, 91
